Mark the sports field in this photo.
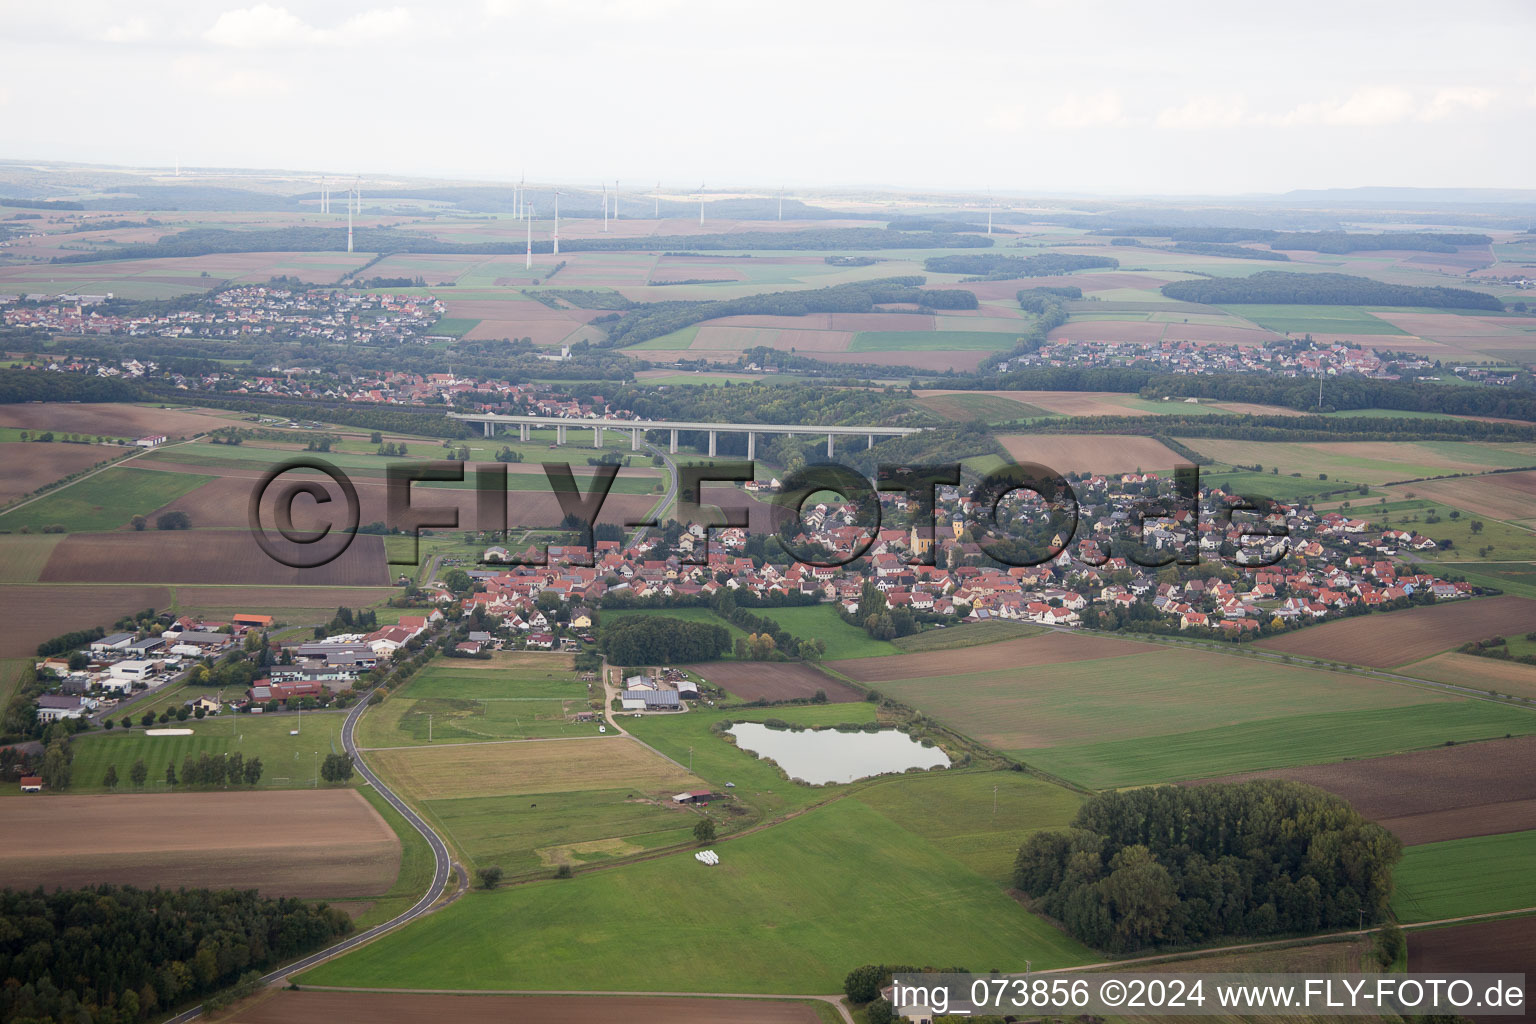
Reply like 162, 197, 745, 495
68, 711, 350, 792
295, 795, 1094, 994
1391, 830, 1536, 923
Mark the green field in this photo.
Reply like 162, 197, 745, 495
853, 770, 1082, 885
891, 620, 1045, 653
348, 782, 439, 928
1029, 700, 1536, 790
428, 317, 479, 337
0, 534, 66, 583
1202, 467, 1370, 503
68, 712, 349, 793
866, 644, 1536, 789
1220, 304, 1410, 336
296, 795, 1093, 993
1391, 830, 1536, 923
1377, 511, 1536, 562
1, 467, 214, 532
601, 606, 750, 651
850, 330, 1016, 352
918, 392, 1052, 421
754, 604, 900, 660
358, 693, 603, 747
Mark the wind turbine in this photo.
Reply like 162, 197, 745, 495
653, 181, 661, 218
552, 190, 564, 255
778, 186, 785, 221
602, 182, 609, 232
346, 177, 361, 253
613, 180, 620, 221
525, 203, 534, 269
517, 173, 526, 220
697, 182, 706, 227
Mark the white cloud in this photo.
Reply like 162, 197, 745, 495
1046, 91, 1124, 128
100, 18, 150, 43
1156, 94, 1249, 130
204, 4, 415, 48
1277, 86, 1417, 126
0, 87, 11, 106
1421, 86, 1496, 120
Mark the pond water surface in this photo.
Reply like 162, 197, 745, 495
728, 722, 950, 784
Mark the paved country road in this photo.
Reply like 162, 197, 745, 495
161, 688, 454, 1024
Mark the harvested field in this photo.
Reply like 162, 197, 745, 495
0, 584, 172, 657
1385, 470, 1536, 520
368, 736, 703, 801
1193, 735, 1536, 845
233, 986, 825, 1023
1404, 652, 1536, 700
997, 433, 1183, 474
914, 392, 1050, 421
1179, 438, 1536, 486
982, 390, 1148, 417
0, 443, 121, 504
40, 531, 391, 586
1253, 596, 1536, 667
0, 403, 248, 438
690, 325, 853, 352
836, 631, 1143, 684
0, 790, 399, 898
1049, 319, 1168, 344
808, 349, 992, 372
138, 465, 661, 531
1408, 917, 1536, 1022
687, 661, 863, 702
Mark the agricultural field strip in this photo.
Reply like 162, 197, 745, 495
0, 436, 197, 517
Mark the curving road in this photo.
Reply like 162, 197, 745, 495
163, 689, 454, 1024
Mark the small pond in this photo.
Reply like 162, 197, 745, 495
728, 722, 950, 785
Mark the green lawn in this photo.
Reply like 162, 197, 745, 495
2, 467, 214, 532
357, 694, 604, 747
755, 604, 899, 660
348, 783, 439, 929
1391, 830, 1536, 923
851, 330, 1017, 352
1028, 701, 1536, 790
295, 796, 1094, 994
69, 712, 349, 793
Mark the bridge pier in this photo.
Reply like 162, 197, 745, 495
593, 425, 602, 449
520, 423, 530, 442
631, 428, 640, 452
747, 431, 756, 460
868, 433, 875, 449
557, 424, 567, 444
669, 429, 678, 455
483, 421, 493, 438
708, 430, 717, 457
827, 432, 835, 458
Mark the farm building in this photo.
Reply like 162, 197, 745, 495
90, 632, 137, 653
35, 695, 97, 722
19, 777, 41, 793
673, 790, 713, 804
621, 689, 680, 711
232, 613, 274, 630
675, 678, 701, 700
247, 680, 324, 704
134, 434, 168, 447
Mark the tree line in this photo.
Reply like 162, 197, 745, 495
0, 884, 352, 1024
1160, 270, 1503, 310
923, 253, 1118, 278
1012, 781, 1401, 952
601, 616, 730, 666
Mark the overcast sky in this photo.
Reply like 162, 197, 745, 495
3, 0, 1533, 196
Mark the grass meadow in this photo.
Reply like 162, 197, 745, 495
1391, 830, 1536, 923
3, 467, 214, 532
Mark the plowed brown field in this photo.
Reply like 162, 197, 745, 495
1194, 735, 1536, 845
1253, 596, 1536, 667
1409, 917, 1536, 1023
0, 790, 399, 897
687, 662, 863, 702
835, 631, 1143, 684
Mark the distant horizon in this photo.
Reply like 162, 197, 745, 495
4, 156, 1536, 207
